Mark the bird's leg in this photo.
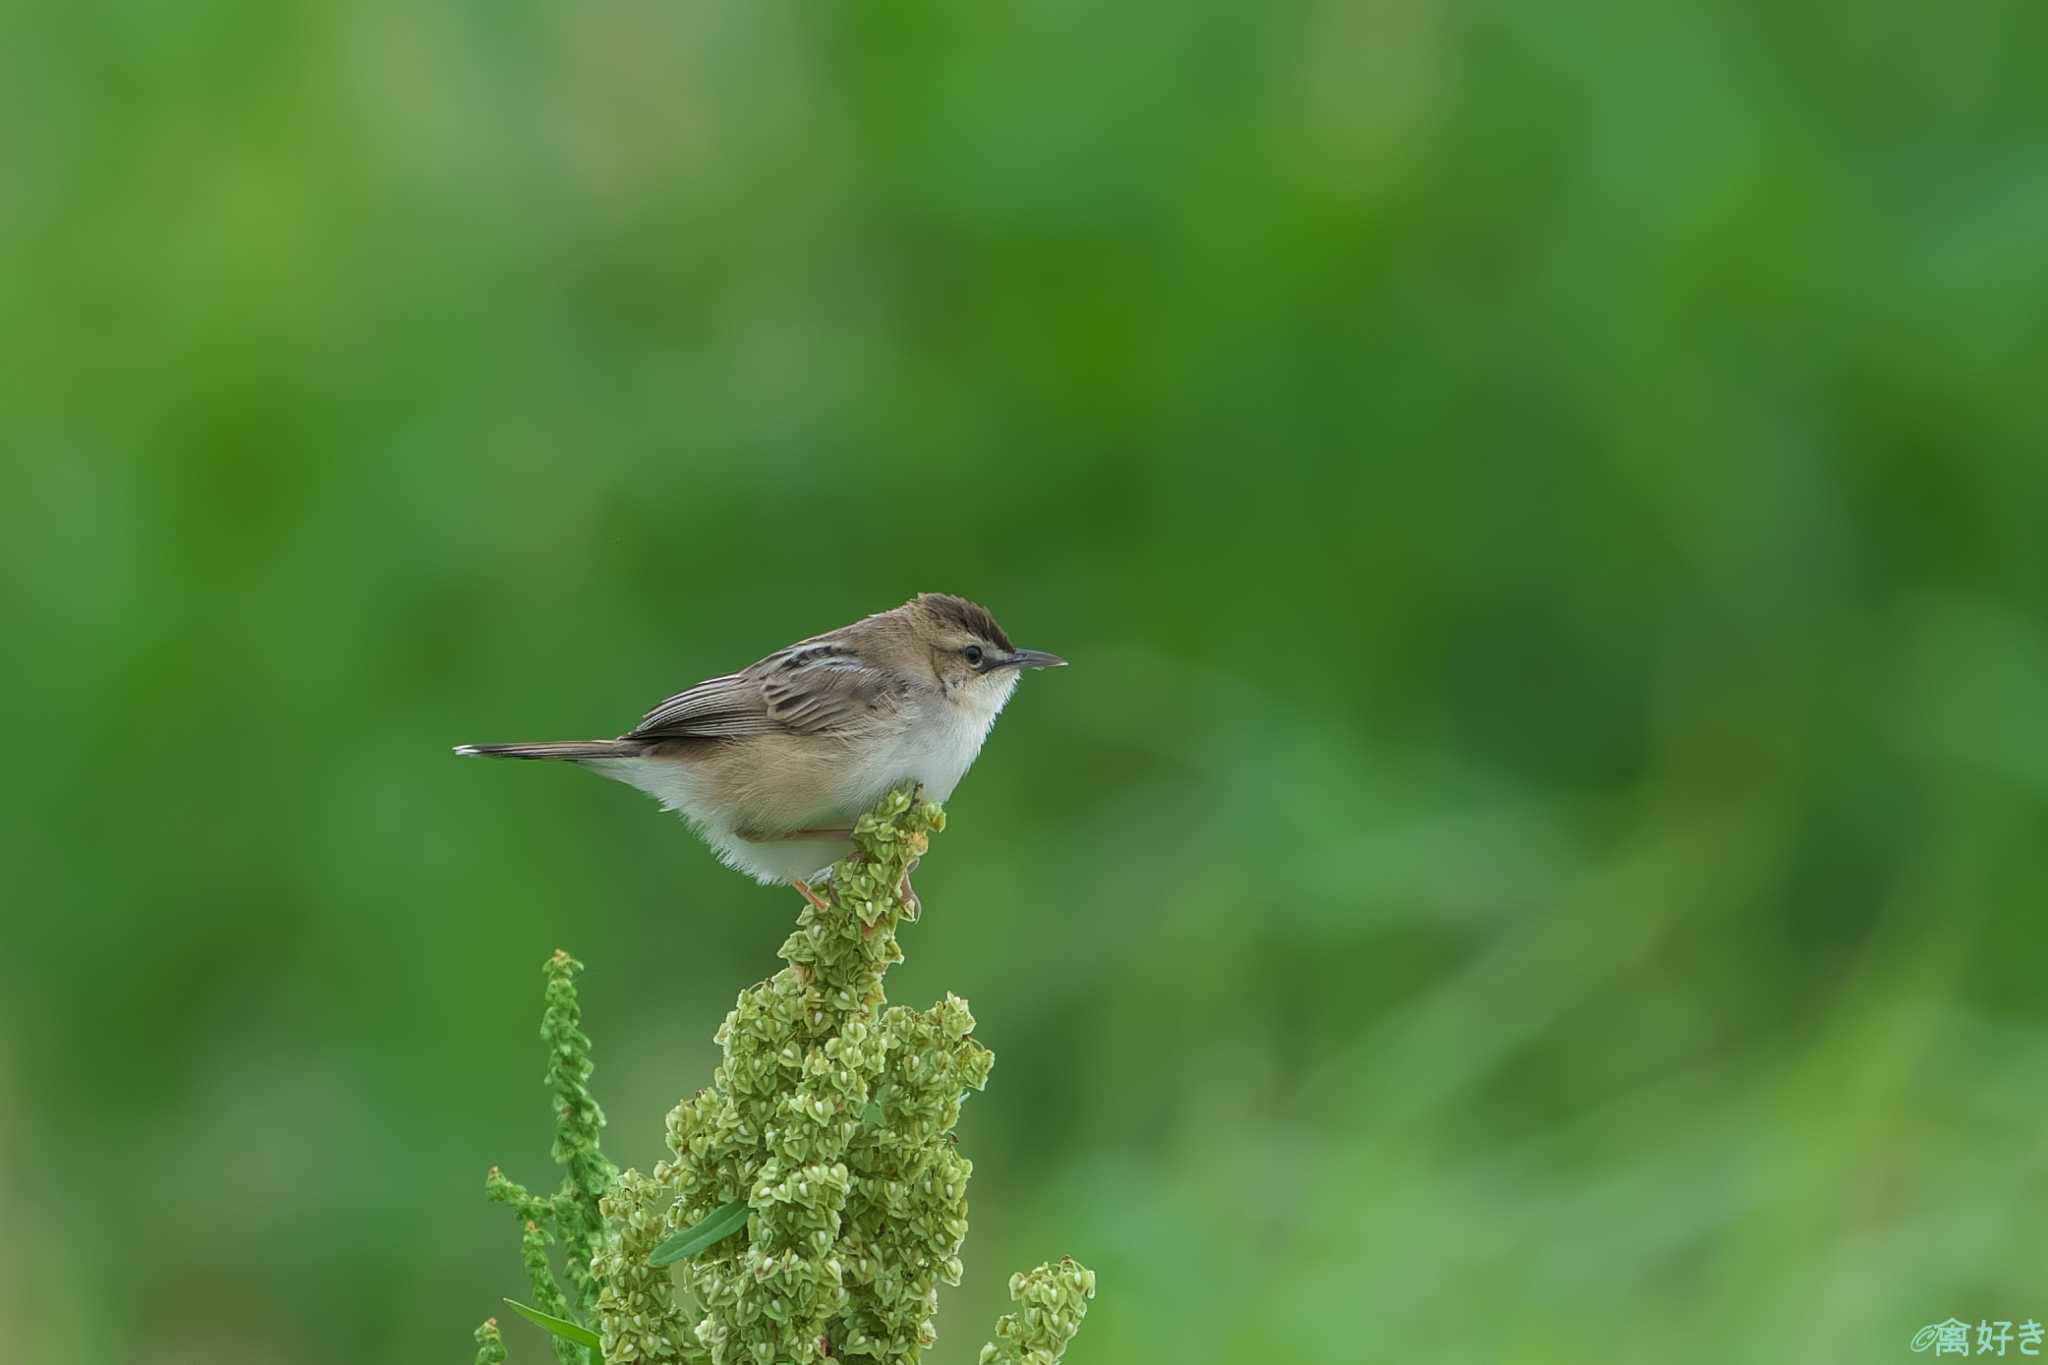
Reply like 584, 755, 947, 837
733, 828, 855, 912
737, 826, 855, 843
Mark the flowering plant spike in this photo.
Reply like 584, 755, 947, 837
473, 784, 1095, 1365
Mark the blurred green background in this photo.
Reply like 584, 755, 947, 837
5, 1, 2047, 1361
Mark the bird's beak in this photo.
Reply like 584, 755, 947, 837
1004, 648, 1068, 670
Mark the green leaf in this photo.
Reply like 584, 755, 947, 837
502, 1298, 600, 1350
647, 1198, 751, 1267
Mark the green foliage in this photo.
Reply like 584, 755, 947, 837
978, 1261, 1095, 1365
630, 786, 989, 1365
475, 1320, 509, 1365
481, 950, 618, 1365
590, 1167, 700, 1365
503, 1299, 603, 1352
15, 1, 2048, 1359
544, 952, 616, 1312
647, 1200, 750, 1268
477, 787, 1094, 1365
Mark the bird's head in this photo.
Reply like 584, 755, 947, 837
877, 592, 1067, 711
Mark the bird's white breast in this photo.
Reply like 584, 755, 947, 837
844, 675, 1016, 808
585, 673, 1018, 885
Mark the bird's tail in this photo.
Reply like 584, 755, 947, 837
452, 740, 645, 760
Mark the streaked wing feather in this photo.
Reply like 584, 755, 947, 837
628, 647, 897, 740
629, 674, 779, 739
759, 668, 892, 733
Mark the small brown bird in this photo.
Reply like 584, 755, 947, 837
455, 593, 1065, 904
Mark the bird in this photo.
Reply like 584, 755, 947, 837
454, 593, 1065, 907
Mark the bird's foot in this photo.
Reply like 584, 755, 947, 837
792, 878, 832, 912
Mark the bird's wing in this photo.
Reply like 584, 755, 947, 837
628, 645, 900, 741
627, 673, 778, 739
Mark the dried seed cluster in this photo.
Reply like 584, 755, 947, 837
474, 786, 1094, 1365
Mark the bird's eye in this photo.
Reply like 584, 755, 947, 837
963, 645, 984, 667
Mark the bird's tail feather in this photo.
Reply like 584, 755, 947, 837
452, 740, 644, 761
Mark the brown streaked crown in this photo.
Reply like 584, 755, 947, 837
911, 593, 1013, 651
